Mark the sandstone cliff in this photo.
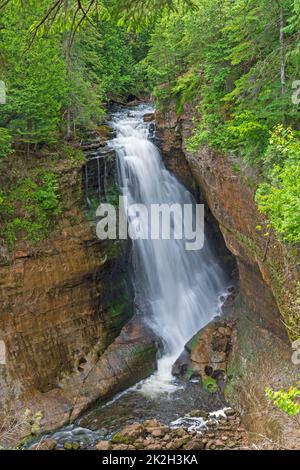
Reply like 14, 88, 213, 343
0, 144, 157, 443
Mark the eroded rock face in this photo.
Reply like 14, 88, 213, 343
0, 159, 123, 403
157, 106, 299, 339
22, 317, 158, 436
155, 109, 195, 192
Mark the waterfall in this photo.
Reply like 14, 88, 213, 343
109, 105, 228, 395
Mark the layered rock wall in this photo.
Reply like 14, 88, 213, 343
0, 144, 156, 439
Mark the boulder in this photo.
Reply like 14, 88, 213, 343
95, 441, 111, 451
143, 113, 155, 122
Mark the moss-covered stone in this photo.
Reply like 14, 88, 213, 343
202, 376, 218, 394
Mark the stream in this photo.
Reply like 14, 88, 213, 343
46, 104, 234, 449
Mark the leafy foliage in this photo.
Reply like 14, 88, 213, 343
256, 127, 300, 243
146, 0, 300, 243
0, 128, 12, 158
266, 378, 300, 416
0, 0, 151, 151
0, 171, 62, 248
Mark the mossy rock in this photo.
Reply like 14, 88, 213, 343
202, 376, 218, 394
111, 433, 134, 445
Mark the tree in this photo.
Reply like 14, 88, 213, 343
0, 2, 68, 150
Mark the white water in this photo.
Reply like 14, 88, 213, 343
109, 105, 228, 395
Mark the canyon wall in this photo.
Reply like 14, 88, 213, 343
156, 105, 300, 448
0, 143, 157, 441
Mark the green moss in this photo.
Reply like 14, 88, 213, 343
111, 433, 133, 445
187, 332, 201, 353
246, 176, 257, 190
202, 376, 218, 394
105, 290, 132, 341
105, 240, 122, 261
224, 359, 242, 400
131, 344, 156, 364
108, 293, 129, 318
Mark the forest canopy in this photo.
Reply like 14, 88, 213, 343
0, 0, 299, 243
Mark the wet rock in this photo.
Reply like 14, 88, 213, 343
134, 443, 144, 450
30, 439, 57, 450
96, 124, 115, 142
67, 411, 250, 451
166, 437, 189, 450
172, 428, 189, 438
143, 438, 154, 446
225, 408, 236, 417
189, 410, 209, 419
172, 350, 192, 379
206, 440, 216, 450
185, 439, 206, 450
214, 439, 225, 449
143, 113, 155, 122
63, 318, 158, 423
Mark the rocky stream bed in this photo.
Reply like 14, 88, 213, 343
30, 408, 250, 451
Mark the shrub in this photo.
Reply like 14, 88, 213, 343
266, 378, 300, 417
0, 128, 12, 158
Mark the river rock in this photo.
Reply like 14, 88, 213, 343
144, 419, 162, 428
112, 422, 145, 444
185, 439, 206, 450
90, 413, 250, 451
30, 439, 57, 450
149, 428, 167, 438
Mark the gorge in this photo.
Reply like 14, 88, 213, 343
0, 103, 299, 450
0, 0, 299, 454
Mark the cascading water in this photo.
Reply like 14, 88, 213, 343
42, 105, 233, 447
109, 104, 229, 395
